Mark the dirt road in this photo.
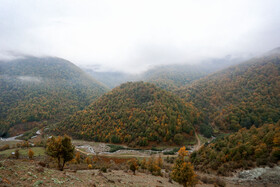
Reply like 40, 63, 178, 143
194, 131, 201, 151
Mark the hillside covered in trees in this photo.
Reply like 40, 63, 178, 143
178, 50, 280, 131
84, 56, 244, 91
143, 56, 244, 92
191, 122, 280, 176
57, 82, 198, 146
0, 56, 108, 136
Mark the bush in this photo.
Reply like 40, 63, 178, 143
15, 149, 20, 159
173, 134, 184, 145
0, 144, 9, 151
163, 147, 180, 155
28, 149, 34, 159
200, 123, 213, 138
128, 158, 139, 175
108, 144, 125, 152
100, 167, 107, 173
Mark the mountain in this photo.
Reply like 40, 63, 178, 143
83, 55, 245, 91
57, 81, 198, 146
84, 69, 140, 89
0, 56, 108, 136
177, 49, 280, 132
191, 123, 280, 176
143, 56, 245, 92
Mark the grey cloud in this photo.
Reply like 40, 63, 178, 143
0, 0, 280, 73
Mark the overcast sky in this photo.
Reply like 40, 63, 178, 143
0, 0, 280, 73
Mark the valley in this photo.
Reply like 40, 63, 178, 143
0, 48, 280, 187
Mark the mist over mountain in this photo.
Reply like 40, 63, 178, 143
1, 1, 280, 184
177, 48, 280, 131
0, 56, 108, 136
83, 55, 248, 90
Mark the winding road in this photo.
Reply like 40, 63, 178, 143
193, 131, 201, 151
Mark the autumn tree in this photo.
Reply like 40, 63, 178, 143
15, 149, 20, 159
46, 135, 75, 171
141, 158, 147, 170
147, 156, 162, 176
171, 146, 197, 187
85, 157, 92, 165
28, 149, 34, 159
75, 152, 81, 164
128, 158, 139, 175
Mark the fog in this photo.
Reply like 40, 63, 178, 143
0, 0, 280, 73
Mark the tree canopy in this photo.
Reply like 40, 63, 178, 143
57, 82, 198, 146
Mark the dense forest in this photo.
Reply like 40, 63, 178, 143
0, 56, 108, 136
191, 122, 280, 176
57, 82, 199, 146
178, 51, 280, 131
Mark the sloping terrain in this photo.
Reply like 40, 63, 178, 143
191, 123, 280, 176
57, 82, 198, 146
0, 56, 108, 136
178, 50, 280, 131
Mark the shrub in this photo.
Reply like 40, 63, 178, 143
141, 158, 147, 170
28, 149, 34, 159
100, 167, 107, 173
128, 158, 139, 175
171, 146, 198, 187
0, 144, 9, 151
75, 152, 81, 164
85, 157, 92, 165
174, 134, 184, 145
15, 149, 20, 159
108, 144, 125, 153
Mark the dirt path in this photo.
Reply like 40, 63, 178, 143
194, 131, 201, 151
76, 148, 91, 155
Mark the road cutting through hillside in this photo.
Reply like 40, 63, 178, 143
194, 131, 201, 151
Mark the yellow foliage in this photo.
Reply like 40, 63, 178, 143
28, 149, 34, 159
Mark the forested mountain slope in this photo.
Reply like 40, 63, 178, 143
84, 55, 244, 91
178, 50, 280, 131
0, 56, 108, 136
57, 82, 199, 146
191, 122, 280, 175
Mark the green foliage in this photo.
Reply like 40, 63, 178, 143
107, 144, 125, 153
163, 147, 180, 155
147, 156, 162, 176
128, 158, 139, 174
46, 135, 75, 171
58, 82, 197, 145
15, 149, 20, 159
174, 134, 184, 145
179, 53, 280, 131
199, 124, 213, 138
0, 57, 108, 136
171, 146, 198, 187
144, 64, 210, 92
191, 123, 280, 175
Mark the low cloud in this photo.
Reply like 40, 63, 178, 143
0, 0, 280, 73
